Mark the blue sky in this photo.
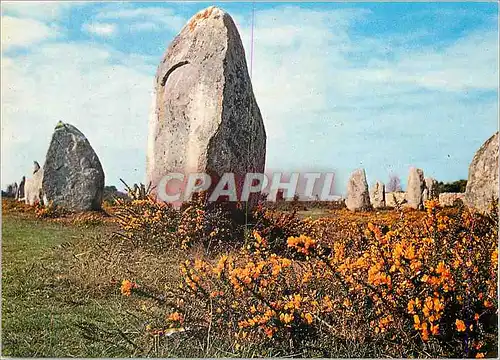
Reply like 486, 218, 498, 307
1, 1, 498, 195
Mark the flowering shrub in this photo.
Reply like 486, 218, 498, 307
112, 194, 241, 253
120, 200, 497, 357
112, 197, 180, 251
34, 201, 68, 219
1, 198, 34, 214
177, 195, 241, 251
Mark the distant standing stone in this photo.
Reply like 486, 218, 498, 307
17, 176, 26, 201
439, 193, 465, 207
386, 192, 406, 208
25, 164, 44, 206
370, 181, 385, 209
407, 167, 425, 209
33, 161, 41, 174
464, 132, 499, 214
42, 122, 104, 211
424, 177, 439, 200
346, 168, 371, 211
422, 188, 429, 203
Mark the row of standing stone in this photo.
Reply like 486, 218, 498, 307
346, 128, 498, 214
346, 167, 439, 211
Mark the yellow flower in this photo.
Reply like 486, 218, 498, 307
455, 319, 466, 332
413, 315, 421, 330
279, 313, 293, 324
167, 312, 183, 322
407, 299, 415, 314
430, 323, 439, 335
120, 279, 136, 296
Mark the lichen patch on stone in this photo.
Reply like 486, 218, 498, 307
188, 6, 220, 32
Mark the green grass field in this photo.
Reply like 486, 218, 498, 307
1, 213, 132, 357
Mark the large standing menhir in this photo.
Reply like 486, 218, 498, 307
146, 6, 266, 204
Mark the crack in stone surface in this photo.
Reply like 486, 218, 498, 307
161, 61, 190, 86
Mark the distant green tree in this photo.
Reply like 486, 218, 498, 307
103, 185, 128, 203
437, 179, 467, 193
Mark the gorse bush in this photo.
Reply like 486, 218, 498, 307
112, 197, 180, 251
178, 195, 242, 252
34, 201, 68, 219
112, 195, 242, 252
119, 200, 498, 358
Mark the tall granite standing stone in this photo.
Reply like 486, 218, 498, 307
370, 181, 386, 209
42, 122, 104, 211
407, 167, 425, 209
346, 168, 371, 211
146, 6, 266, 205
464, 132, 499, 213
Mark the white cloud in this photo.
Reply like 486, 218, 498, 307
1, 15, 59, 50
1, 41, 155, 188
82, 22, 117, 37
1, 1, 80, 21
230, 6, 498, 192
94, 6, 187, 33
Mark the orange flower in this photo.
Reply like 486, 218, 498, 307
474, 313, 480, 321
279, 313, 294, 324
167, 312, 183, 322
120, 279, 136, 296
304, 313, 313, 324
421, 322, 429, 341
413, 315, 421, 330
475, 353, 485, 358
455, 319, 466, 332
407, 299, 416, 314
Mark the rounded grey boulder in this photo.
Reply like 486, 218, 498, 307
42, 122, 104, 211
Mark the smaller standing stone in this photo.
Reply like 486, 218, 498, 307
346, 168, 371, 211
386, 192, 406, 208
439, 193, 465, 207
17, 176, 26, 201
422, 188, 429, 203
42, 122, 105, 211
25, 164, 44, 206
12, 182, 18, 198
425, 177, 439, 200
370, 181, 386, 209
407, 167, 425, 209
